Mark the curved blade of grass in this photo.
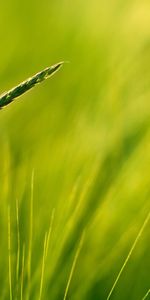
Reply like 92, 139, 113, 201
141, 289, 150, 300
8, 205, 12, 300
63, 230, 85, 300
21, 245, 25, 300
106, 210, 150, 300
27, 170, 34, 300
0, 62, 63, 108
39, 232, 48, 300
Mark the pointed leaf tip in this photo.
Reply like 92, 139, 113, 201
0, 61, 65, 108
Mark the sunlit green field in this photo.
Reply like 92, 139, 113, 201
0, 1, 150, 299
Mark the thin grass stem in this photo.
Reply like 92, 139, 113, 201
27, 170, 34, 299
39, 233, 48, 300
141, 288, 150, 300
16, 198, 20, 299
106, 210, 150, 300
21, 245, 25, 300
8, 205, 12, 300
63, 231, 85, 300
45, 208, 55, 257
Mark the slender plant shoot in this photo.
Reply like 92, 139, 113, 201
0, 62, 63, 108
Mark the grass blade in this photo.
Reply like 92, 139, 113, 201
8, 206, 12, 300
27, 170, 34, 299
0, 62, 63, 108
16, 198, 20, 299
45, 208, 55, 258
39, 233, 48, 300
21, 245, 25, 300
141, 289, 150, 300
106, 210, 150, 300
63, 231, 85, 300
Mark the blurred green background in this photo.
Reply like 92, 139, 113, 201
0, 0, 150, 299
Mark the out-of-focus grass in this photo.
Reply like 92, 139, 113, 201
0, 0, 150, 299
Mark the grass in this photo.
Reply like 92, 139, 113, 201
142, 289, 150, 300
0, 0, 150, 299
8, 206, 12, 300
63, 231, 85, 300
106, 210, 150, 300
20, 244, 25, 300
0, 63, 63, 108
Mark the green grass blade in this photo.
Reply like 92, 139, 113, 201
106, 210, 150, 300
27, 170, 34, 299
63, 231, 85, 300
21, 245, 25, 300
39, 232, 48, 300
8, 206, 12, 300
16, 198, 20, 300
0, 62, 63, 108
141, 289, 150, 300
